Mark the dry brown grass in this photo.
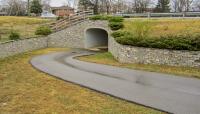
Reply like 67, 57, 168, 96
77, 52, 200, 79
124, 18, 200, 37
0, 16, 52, 42
0, 48, 164, 114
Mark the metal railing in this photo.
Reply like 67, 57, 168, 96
115, 12, 200, 18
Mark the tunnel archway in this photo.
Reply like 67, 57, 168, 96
85, 28, 108, 49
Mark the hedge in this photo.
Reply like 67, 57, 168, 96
89, 15, 112, 20
89, 15, 124, 22
9, 30, 20, 40
112, 31, 200, 51
35, 26, 52, 36
89, 15, 124, 30
108, 16, 124, 22
109, 22, 124, 30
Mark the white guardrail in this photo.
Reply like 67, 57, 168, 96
115, 12, 200, 18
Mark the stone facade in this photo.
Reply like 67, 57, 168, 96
0, 37, 48, 59
109, 37, 200, 68
48, 20, 109, 48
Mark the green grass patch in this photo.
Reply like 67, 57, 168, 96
0, 48, 164, 114
77, 52, 200, 79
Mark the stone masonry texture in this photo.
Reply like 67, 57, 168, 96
109, 37, 200, 68
0, 37, 48, 59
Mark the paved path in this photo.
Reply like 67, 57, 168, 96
30, 50, 200, 114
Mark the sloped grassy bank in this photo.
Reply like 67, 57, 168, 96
112, 18, 200, 51
90, 15, 200, 51
0, 16, 52, 42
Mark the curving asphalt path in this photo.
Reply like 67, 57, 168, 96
30, 50, 200, 114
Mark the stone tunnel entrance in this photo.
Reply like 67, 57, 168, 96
85, 28, 108, 50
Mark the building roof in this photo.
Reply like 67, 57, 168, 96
51, 6, 74, 10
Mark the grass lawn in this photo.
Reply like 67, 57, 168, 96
0, 16, 52, 42
0, 48, 164, 114
123, 18, 200, 37
77, 52, 200, 79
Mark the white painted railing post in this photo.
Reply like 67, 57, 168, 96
55, 23, 58, 31
69, 15, 71, 26
183, 12, 186, 17
84, 11, 86, 21
148, 12, 151, 18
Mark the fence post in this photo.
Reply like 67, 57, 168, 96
148, 12, 151, 18
183, 12, 186, 17
91, 10, 94, 16
69, 15, 71, 26
84, 11, 86, 21
55, 23, 57, 31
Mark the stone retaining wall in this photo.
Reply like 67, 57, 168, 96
0, 20, 108, 59
0, 37, 48, 59
109, 37, 200, 68
48, 20, 109, 48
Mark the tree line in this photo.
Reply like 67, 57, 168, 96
0, 0, 46, 16
1, 0, 200, 16
78, 0, 200, 14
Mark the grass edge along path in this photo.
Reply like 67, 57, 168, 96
77, 52, 200, 79
0, 48, 164, 114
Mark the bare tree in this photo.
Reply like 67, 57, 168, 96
193, 0, 200, 11
174, 0, 194, 12
131, 0, 153, 13
27, 0, 30, 16
6, 0, 26, 16
172, 0, 179, 12
185, 0, 193, 11
99, 0, 112, 14
42, 0, 51, 11
77, 0, 155, 14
